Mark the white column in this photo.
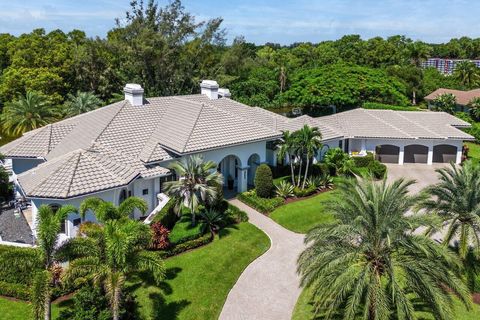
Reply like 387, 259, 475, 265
272, 150, 277, 167
361, 139, 366, 155
398, 146, 404, 165
456, 146, 463, 164
427, 146, 433, 165
237, 167, 248, 193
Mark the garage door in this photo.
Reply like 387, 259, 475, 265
404, 144, 428, 163
375, 144, 400, 163
433, 144, 457, 163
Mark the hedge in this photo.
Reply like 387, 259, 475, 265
254, 164, 273, 198
293, 185, 317, 198
352, 153, 374, 167
163, 234, 212, 257
0, 280, 31, 300
152, 199, 178, 229
0, 245, 42, 286
237, 190, 284, 214
225, 204, 249, 223
169, 216, 204, 245
368, 160, 387, 179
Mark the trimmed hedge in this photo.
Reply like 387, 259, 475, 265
352, 153, 374, 167
254, 164, 273, 198
163, 233, 212, 257
368, 160, 387, 179
0, 280, 31, 300
237, 190, 284, 214
0, 245, 42, 286
169, 216, 204, 245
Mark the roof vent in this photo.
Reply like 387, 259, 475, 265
218, 88, 231, 98
200, 80, 219, 100
124, 83, 144, 106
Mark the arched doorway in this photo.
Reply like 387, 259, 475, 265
218, 155, 242, 193
433, 144, 457, 163
404, 144, 428, 163
375, 144, 400, 163
247, 154, 260, 186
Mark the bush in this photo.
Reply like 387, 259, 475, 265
0, 245, 42, 286
352, 153, 374, 167
150, 222, 170, 250
237, 190, 284, 214
152, 199, 178, 229
293, 185, 317, 198
254, 164, 273, 198
169, 215, 204, 245
225, 204, 249, 223
275, 181, 295, 199
368, 160, 387, 179
0, 280, 31, 300
58, 284, 111, 320
166, 234, 212, 257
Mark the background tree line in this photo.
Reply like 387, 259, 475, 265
0, 0, 480, 137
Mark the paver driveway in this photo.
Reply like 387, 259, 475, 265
220, 199, 305, 320
385, 163, 448, 194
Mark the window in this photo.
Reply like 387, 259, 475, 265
60, 219, 66, 234
142, 189, 149, 195
235, 159, 238, 178
338, 140, 343, 150
73, 218, 81, 227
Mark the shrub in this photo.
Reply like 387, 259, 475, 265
169, 215, 204, 245
352, 153, 374, 167
323, 148, 349, 175
150, 222, 171, 250
152, 199, 178, 229
368, 160, 387, 179
58, 284, 111, 320
225, 204, 249, 223
293, 185, 317, 198
275, 181, 295, 199
319, 173, 334, 190
237, 190, 284, 214
0, 280, 31, 300
166, 234, 212, 257
0, 245, 42, 286
254, 164, 274, 198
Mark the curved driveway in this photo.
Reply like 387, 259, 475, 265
220, 199, 305, 320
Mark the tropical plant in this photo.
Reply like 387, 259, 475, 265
150, 222, 170, 250
454, 60, 480, 87
323, 148, 354, 176
298, 178, 471, 320
199, 209, 226, 239
1, 91, 59, 135
276, 130, 298, 185
79, 196, 148, 223
468, 96, 480, 120
254, 164, 273, 198
296, 125, 323, 189
163, 155, 223, 225
406, 41, 432, 67
318, 173, 334, 190
432, 93, 457, 114
419, 161, 480, 259
32, 204, 77, 320
275, 180, 295, 199
64, 91, 103, 117
60, 219, 165, 320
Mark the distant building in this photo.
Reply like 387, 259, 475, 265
424, 88, 480, 112
422, 58, 480, 75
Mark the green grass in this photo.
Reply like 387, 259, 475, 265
168, 215, 203, 244
466, 142, 480, 162
270, 190, 335, 233
293, 287, 480, 320
0, 297, 65, 320
128, 222, 270, 320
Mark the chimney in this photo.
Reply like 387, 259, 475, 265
200, 80, 219, 99
124, 83, 144, 106
218, 88, 231, 98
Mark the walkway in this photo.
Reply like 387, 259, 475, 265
220, 199, 305, 320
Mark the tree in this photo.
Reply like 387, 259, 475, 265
406, 41, 432, 67
454, 60, 480, 87
163, 155, 222, 225
61, 219, 165, 320
32, 204, 77, 320
64, 91, 103, 117
276, 130, 298, 185
419, 161, 480, 259
199, 209, 226, 239
254, 164, 273, 198
298, 178, 471, 320
1, 91, 59, 135
296, 125, 323, 189
432, 93, 457, 114
79, 196, 148, 223
468, 96, 480, 120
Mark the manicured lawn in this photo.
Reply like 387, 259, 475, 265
0, 297, 64, 320
270, 190, 335, 233
128, 222, 270, 320
466, 142, 480, 162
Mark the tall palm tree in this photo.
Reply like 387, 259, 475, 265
468, 96, 480, 120
419, 161, 480, 259
60, 219, 165, 320
406, 41, 432, 67
298, 178, 471, 320
454, 61, 480, 87
1, 91, 59, 135
32, 204, 77, 320
64, 91, 103, 117
276, 130, 298, 185
79, 196, 148, 222
297, 125, 323, 189
163, 155, 223, 225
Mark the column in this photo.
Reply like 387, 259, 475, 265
360, 139, 366, 155
456, 146, 463, 164
237, 167, 249, 193
427, 146, 433, 165
398, 146, 404, 165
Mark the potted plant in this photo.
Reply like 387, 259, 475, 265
227, 175, 234, 190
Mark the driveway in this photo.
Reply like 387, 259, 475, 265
385, 163, 449, 194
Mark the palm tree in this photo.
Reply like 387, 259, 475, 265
32, 204, 78, 320
64, 91, 103, 117
297, 125, 323, 189
454, 61, 480, 87
1, 91, 59, 135
199, 209, 226, 239
419, 161, 480, 259
163, 155, 223, 225
468, 96, 480, 120
276, 130, 298, 185
60, 219, 165, 320
79, 196, 148, 223
298, 178, 471, 320
406, 41, 432, 67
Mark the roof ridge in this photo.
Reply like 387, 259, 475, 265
362, 109, 413, 138
92, 101, 128, 146
181, 102, 205, 153
64, 151, 83, 198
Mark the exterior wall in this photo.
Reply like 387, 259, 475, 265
315, 139, 341, 162
12, 158, 44, 175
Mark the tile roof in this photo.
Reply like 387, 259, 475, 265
424, 88, 480, 105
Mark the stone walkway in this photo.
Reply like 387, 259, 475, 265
219, 199, 305, 320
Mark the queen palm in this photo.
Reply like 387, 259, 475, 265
298, 178, 471, 320
276, 130, 298, 185
64, 91, 103, 117
79, 196, 148, 222
32, 204, 78, 320
163, 155, 223, 225
60, 219, 165, 320
1, 91, 59, 136
297, 125, 323, 189
419, 161, 480, 259
454, 61, 480, 87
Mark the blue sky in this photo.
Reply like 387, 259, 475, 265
0, 0, 478, 44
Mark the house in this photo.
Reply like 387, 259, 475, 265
0, 80, 473, 241
424, 88, 480, 112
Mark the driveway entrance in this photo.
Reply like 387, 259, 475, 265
385, 163, 449, 194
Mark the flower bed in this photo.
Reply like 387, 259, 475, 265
237, 189, 284, 214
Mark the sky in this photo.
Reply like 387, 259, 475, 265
0, 0, 479, 45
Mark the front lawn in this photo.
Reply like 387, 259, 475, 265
0, 297, 65, 320
466, 142, 480, 163
270, 190, 335, 233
